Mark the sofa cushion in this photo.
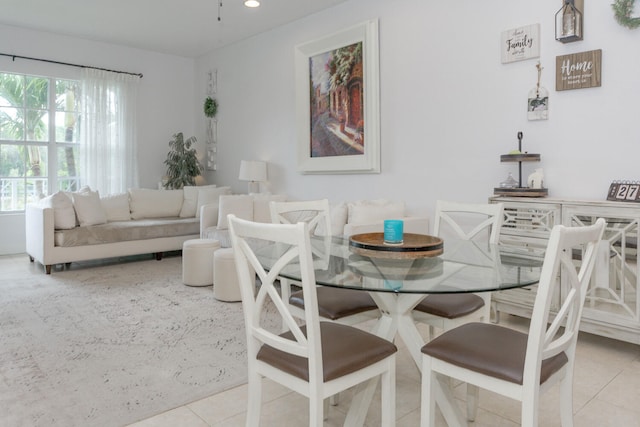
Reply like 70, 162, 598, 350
216, 195, 253, 230
101, 193, 131, 222
39, 191, 76, 230
315, 202, 348, 236
73, 190, 108, 226
252, 193, 287, 223
54, 217, 199, 247
348, 199, 405, 225
129, 188, 183, 219
195, 186, 232, 219
179, 184, 217, 218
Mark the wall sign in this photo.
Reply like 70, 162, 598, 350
501, 24, 540, 64
528, 62, 549, 121
556, 49, 602, 91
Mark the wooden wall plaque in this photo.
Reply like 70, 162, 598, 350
556, 49, 602, 91
501, 24, 541, 64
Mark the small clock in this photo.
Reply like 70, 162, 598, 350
607, 182, 640, 203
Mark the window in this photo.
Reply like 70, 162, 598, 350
0, 72, 81, 212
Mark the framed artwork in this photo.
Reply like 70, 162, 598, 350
501, 24, 540, 64
295, 20, 380, 174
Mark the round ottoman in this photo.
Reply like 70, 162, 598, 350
213, 247, 251, 302
182, 239, 221, 286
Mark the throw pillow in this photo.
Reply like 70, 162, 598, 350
315, 202, 348, 236
100, 193, 131, 221
39, 191, 76, 230
179, 184, 217, 218
129, 188, 183, 219
252, 193, 287, 223
347, 199, 405, 225
216, 195, 253, 230
195, 186, 231, 219
73, 190, 108, 226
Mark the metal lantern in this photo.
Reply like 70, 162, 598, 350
555, 0, 583, 43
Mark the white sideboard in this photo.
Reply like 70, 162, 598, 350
489, 196, 640, 344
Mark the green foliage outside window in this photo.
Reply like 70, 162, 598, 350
0, 72, 80, 211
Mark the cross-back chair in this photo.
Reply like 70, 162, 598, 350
420, 218, 605, 427
412, 200, 504, 337
270, 199, 379, 329
228, 215, 397, 426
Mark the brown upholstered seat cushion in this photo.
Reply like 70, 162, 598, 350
421, 322, 568, 385
257, 321, 397, 382
289, 287, 378, 320
414, 293, 485, 319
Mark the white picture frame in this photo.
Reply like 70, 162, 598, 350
295, 20, 380, 174
501, 24, 541, 64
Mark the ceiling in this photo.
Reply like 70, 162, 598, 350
0, 0, 350, 58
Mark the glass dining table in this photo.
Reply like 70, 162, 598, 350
256, 234, 543, 367
255, 233, 544, 426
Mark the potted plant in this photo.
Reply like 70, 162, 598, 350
163, 132, 202, 189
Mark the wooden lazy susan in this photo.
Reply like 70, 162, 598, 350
348, 233, 443, 259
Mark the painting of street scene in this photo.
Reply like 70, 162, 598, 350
309, 41, 364, 158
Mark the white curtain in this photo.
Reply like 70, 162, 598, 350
81, 69, 139, 195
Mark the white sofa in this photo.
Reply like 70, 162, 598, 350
26, 185, 232, 274
335, 199, 430, 237
200, 196, 429, 244
196, 196, 428, 304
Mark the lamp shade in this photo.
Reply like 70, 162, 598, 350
239, 160, 267, 182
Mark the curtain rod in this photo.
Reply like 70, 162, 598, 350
0, 52, 143, 78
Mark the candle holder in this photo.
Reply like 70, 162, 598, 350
383, 220, 404, 245
555, 0, 583, 43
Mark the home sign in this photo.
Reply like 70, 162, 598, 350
501, 24, 540, 64
556, 49, 602, 91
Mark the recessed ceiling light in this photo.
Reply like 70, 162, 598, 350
244, 0, 260, 7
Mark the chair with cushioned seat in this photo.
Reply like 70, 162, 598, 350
228, 215, 397, 426
420, 218, 605, 427
412, 200, 504, 338
270, 199, 380, 328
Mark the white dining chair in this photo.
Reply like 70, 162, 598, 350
412, 200, 504, 338
420, 218, 605, 427
270, 199, 379, 328
228, 215, 397, 426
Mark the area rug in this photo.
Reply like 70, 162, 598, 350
0, 254, 276, 427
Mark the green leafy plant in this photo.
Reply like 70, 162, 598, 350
163, 132, 202, 189
204, 96, 218, 118
612, 0, 640, 29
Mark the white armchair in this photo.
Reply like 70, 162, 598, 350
200, 193, 287, 247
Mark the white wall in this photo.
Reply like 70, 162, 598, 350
195, 0, 640, 217
0, 24, 197, 254
3, 0, 639, 254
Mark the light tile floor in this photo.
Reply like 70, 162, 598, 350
127, 315, 640, 427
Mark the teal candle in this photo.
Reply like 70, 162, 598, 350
383, 219, 404, 245
384, 279, 403, 291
